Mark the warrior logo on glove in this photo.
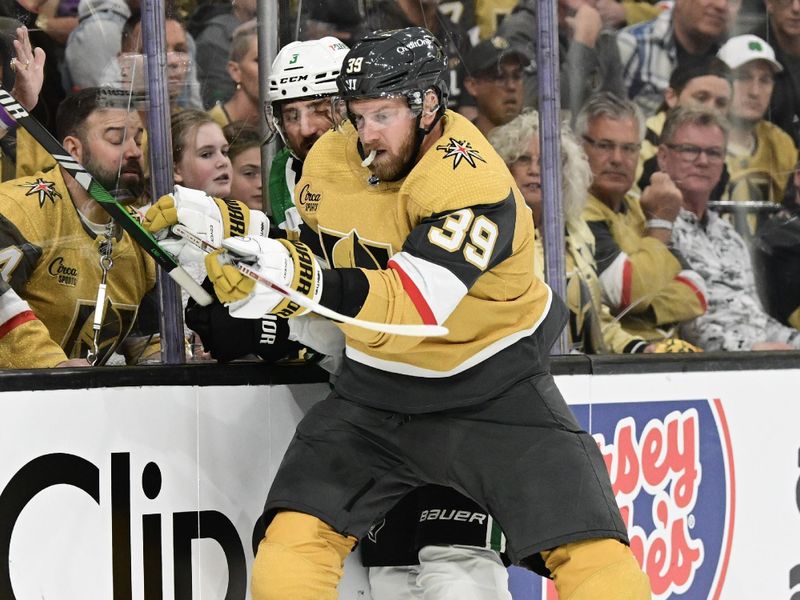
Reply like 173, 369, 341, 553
274, 240, 318, 318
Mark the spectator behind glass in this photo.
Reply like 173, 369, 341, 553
223, 122, 262, 211
64, 0, 137, 90
636, 57, 733, 193
195, 0, 256, 108
109, 11, 201, 110
172, 109, 231, 199
576, 92, 708, 343
658, 107, 800, 351
462, 36, 528, 136
617, 0, 741, 116
717, 35, 798, 212
748, 0, 800, 145
0, 87, 155, 369
497, 0, 626, 119
207, 19, 259, 129
489, 110, 654, 353
169, 109, 232, 360
753, 162, 800, 329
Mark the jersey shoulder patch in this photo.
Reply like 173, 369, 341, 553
403, 112, 519, 216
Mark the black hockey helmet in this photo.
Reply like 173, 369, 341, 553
335, 26, 449, 113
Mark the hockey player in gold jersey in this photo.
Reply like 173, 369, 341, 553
0, 88, 155, 368
203, 27, 650, 600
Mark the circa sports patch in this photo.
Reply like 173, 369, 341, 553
435, 137, 486, 169
18, 178, 62, 208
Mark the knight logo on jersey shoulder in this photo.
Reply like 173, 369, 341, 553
18, 178, 62, 208
435, 138, 486, 169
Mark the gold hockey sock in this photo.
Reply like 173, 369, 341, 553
541, 538, 652, 600
251, 511, 356, 600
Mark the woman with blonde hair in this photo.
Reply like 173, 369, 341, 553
489, 110, 651, 353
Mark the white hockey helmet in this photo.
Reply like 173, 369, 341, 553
266, 37, 349, 148
268, 37, 350, 104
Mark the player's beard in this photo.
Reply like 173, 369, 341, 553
366, 126, 416, 182
84, 150, 145, 204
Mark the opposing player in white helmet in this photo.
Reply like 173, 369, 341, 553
266, 37, 349, 234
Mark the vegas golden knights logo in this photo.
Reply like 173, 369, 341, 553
319, 227, 392, 269
61, 299, 138, 364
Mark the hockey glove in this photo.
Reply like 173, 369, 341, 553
142, 185, 269, 263
205, 235, 322, 319
649, 339, 702, 353
185, 279, 302, 362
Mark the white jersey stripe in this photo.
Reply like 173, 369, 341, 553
345, 286, 553, 378
389, 251, 468, 325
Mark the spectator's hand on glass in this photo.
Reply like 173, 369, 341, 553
641, 172, 682, 222
566, 3, 602, 47
10, 25, 45, 111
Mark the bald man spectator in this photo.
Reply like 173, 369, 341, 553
617, 0, 740, 116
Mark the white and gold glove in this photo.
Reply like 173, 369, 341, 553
143, 185, 269, 263
204, 235, 322, 319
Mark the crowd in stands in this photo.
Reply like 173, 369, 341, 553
0, 0, 799, 369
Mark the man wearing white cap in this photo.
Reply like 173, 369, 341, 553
717, 34, 798, 214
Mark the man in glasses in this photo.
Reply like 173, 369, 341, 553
658, 106, 800, 351
577, 92, 708, 343
462, 36, 528, 135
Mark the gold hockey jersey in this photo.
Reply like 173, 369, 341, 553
0, 167, 156, 368
296, 110, 558, 412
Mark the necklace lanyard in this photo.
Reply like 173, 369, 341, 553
87, 224, 115, 366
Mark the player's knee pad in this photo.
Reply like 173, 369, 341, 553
541, 538, 651, 600
251, 511, 357, 600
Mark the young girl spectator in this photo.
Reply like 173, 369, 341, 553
172, 109, 232, 198
223, 122, 263, 211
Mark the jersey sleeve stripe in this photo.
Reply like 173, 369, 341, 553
675, 271, 708, 312
597, 251, 630, 310
389, 252, 469, 326
0, 310, 36, 340
388, 256, 438, 325
621, 258, 633, 309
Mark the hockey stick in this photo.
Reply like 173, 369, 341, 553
0, 87, 213, 306
172, 225, 450, 338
